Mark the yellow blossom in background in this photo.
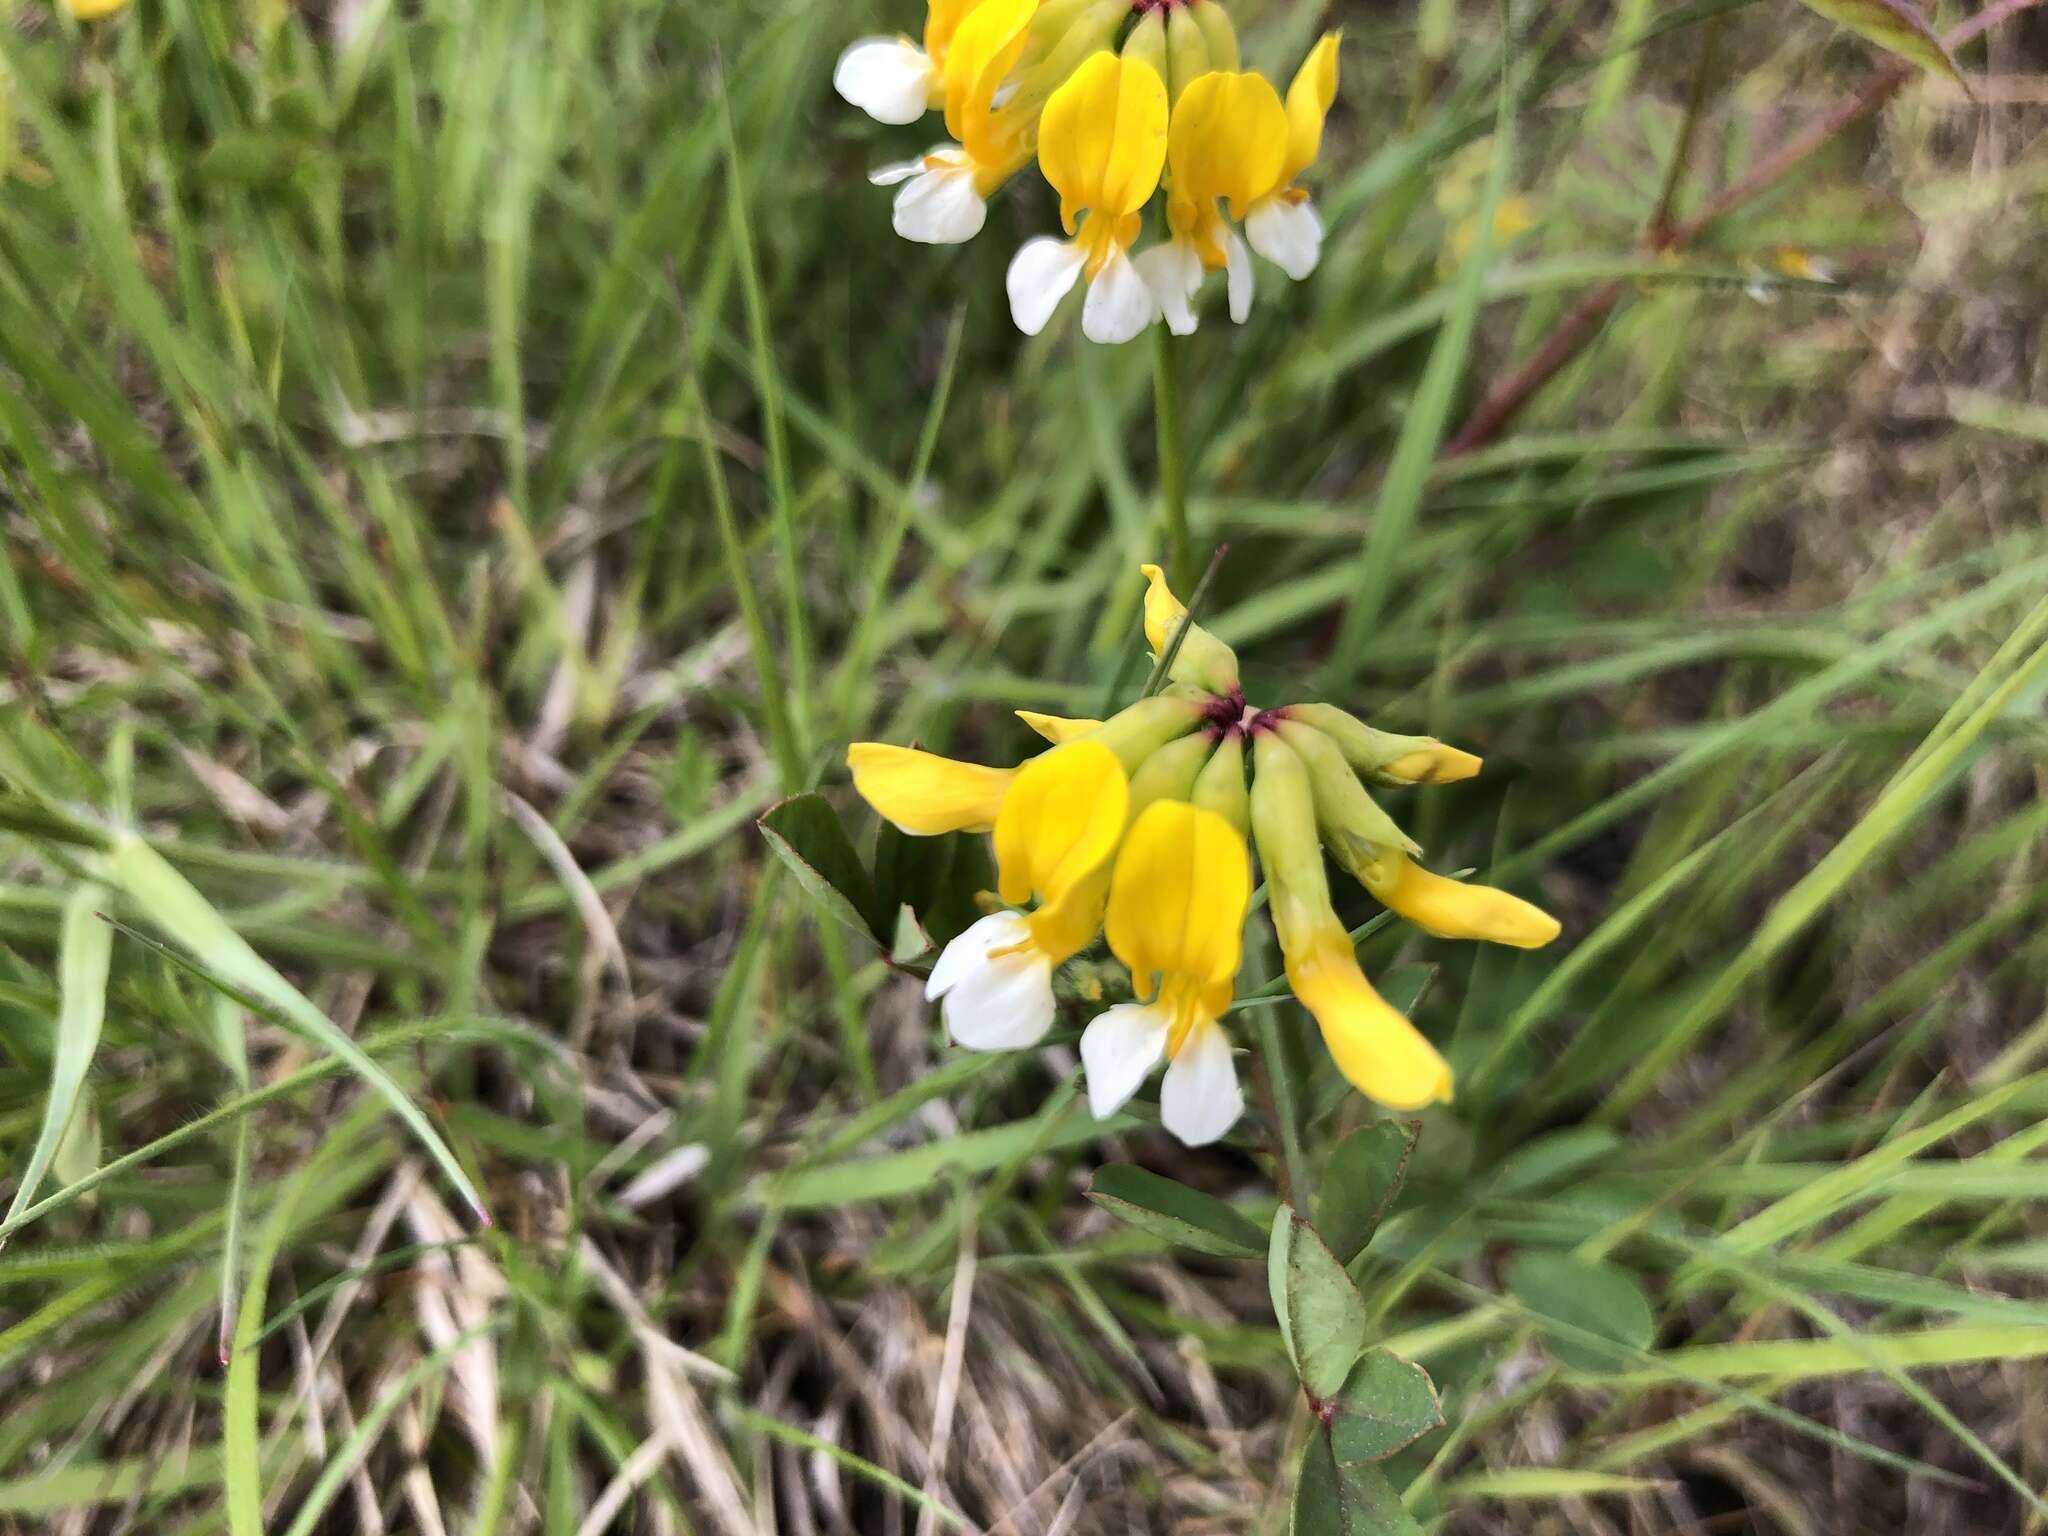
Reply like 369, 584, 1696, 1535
66, 0, 132, 17
837, 0, 1345, 340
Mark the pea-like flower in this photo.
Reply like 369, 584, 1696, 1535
1239, 33, 1338, 280
1007, 51, 1170, 344
834, 0, 987, 126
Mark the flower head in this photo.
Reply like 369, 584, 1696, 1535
838, 1, 1343, 339
1081, 799, 1250, 1144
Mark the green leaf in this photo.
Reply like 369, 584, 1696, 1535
1293, 1433, 1425, 1536
1317, 1121, 1419, 1263
1086, 1165, 1265, 1258
757, 794, 885, 943
1504, 1252, 1655, 1374
1487, 1126, 1621, 1195
197, 131, 308, 187
1, 884, 110, 1243
1328, 1349, 1443, 1464
1796, 0, 1964, 84
1270, 1206, 1369, 1400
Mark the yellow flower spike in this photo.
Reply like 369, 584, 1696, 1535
1083, 800, 1251, 1145
870, 0, 1041, 246
925, 737, 1129, 1052
1016, 709, 1103, 744
1138, 562, 1242, 695
1240, 31, 1339, 282
834, 0, 989, 126
1250, 729, 1453, 1111
1007, 51, 1169, 344
1358, 851, 1561, 950
1284, 702, 1481, 786
847, 742, 1016, 835
1136, 69, 1286, 333
991, 738, 1129, 911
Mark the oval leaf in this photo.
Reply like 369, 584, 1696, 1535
1270, 1206, 1369, 1400
1329, 1349, 1443, 1464
758, 794, 886, 943
1317, 1121, 1419, 1264
1504, 1251, 1655, 1374
1087, 1165, 1265, 1258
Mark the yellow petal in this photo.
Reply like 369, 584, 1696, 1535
1137, 562, 1240, 694
1106, 800, 1250, 998
1381, 745, 1483, 785
65, 0, 130, 15
993, 738, 1129, 909
944, 0, 1039, 153
1037, 51, 1168, 222
1286, 925, 1453, 1110
925, 0, 986, 66
1280, 32, 1340, 189
1016, 709, 1103, 744
1361, 853, 1561, 949
1168, 70, 1287, 222
847, 744, 1015, 836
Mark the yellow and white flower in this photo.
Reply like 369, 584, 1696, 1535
1082, 799, 1250, 1145
834, 0, 987, 126
1240, 32, 1338, 281
1007, 51, 1169, 344
924, 739, 1128, 1048
1135, 68, 1285, 332
869, 0, 1042, 245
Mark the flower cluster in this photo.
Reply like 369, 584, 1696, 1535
846, 565, 1560, 1147
835, 0, 1339, 343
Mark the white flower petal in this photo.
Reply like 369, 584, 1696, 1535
1080, 1003, 1171, 1120
893, 160, 986, 244
926, 911, 1029, 1001
1224, 227, 1255, 323
1081, 247, 1157, 345
870, 156, 928, 187
942, 950, 1056, 1050
1007, 237, 1086, 336
834, 37, 935, 126
1245, 196, 1324, 282
1135, 241, 1202, 337
1159, 1020, 1243, 1147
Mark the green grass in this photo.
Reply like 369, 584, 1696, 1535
1, 0, 2045, 1530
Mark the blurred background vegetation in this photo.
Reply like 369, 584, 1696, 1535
1, 0, 2047, 1530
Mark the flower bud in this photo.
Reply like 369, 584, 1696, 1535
1140, 563, 1241, 696
1190, 728, 1249, 839
1007, 0, 1127, 120
1354, 850, 1560, 950
1270, 718, 1419, 861
1283, 702, 1481, 786
1191, 0, 1240, 70
1119, 9, 1168, 83
1165, 4, 1210, 104
1016, 709, 1101, 745
1249, 731, 1452, 1109
1088, 691, 1207, 773
1126, 730, 1217, 819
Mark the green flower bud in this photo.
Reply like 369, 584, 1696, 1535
1126, 730, 1216, 819
1120, 9, 1168, 82
1283, 702, 1482, 787
1087, 692, 1207, 773
1271, 718, 1421, 871
1140, 564, 1240, 697
1191, 0, 1240, 71
1008, 0, 1127, 120
1190, 729, 1249, 839
1165, 4, 1210, 104
1248, 729, 1330, 943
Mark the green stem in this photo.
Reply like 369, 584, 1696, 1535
1151, 325, 1192, 592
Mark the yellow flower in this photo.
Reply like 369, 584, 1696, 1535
1139, 562, 1242, 695
1239, 32, 1339, 281
1355, 850, 1560, 949
869, 0, 1042, 245
1006, 51, 1169, 344
65, 0, 131, 16
1082, 799, 1250, 1144
1135, 68, 1286, 332
834, 0, 990, 126
926, 739, 1129, 1048
1250, 728, 1453, 1110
